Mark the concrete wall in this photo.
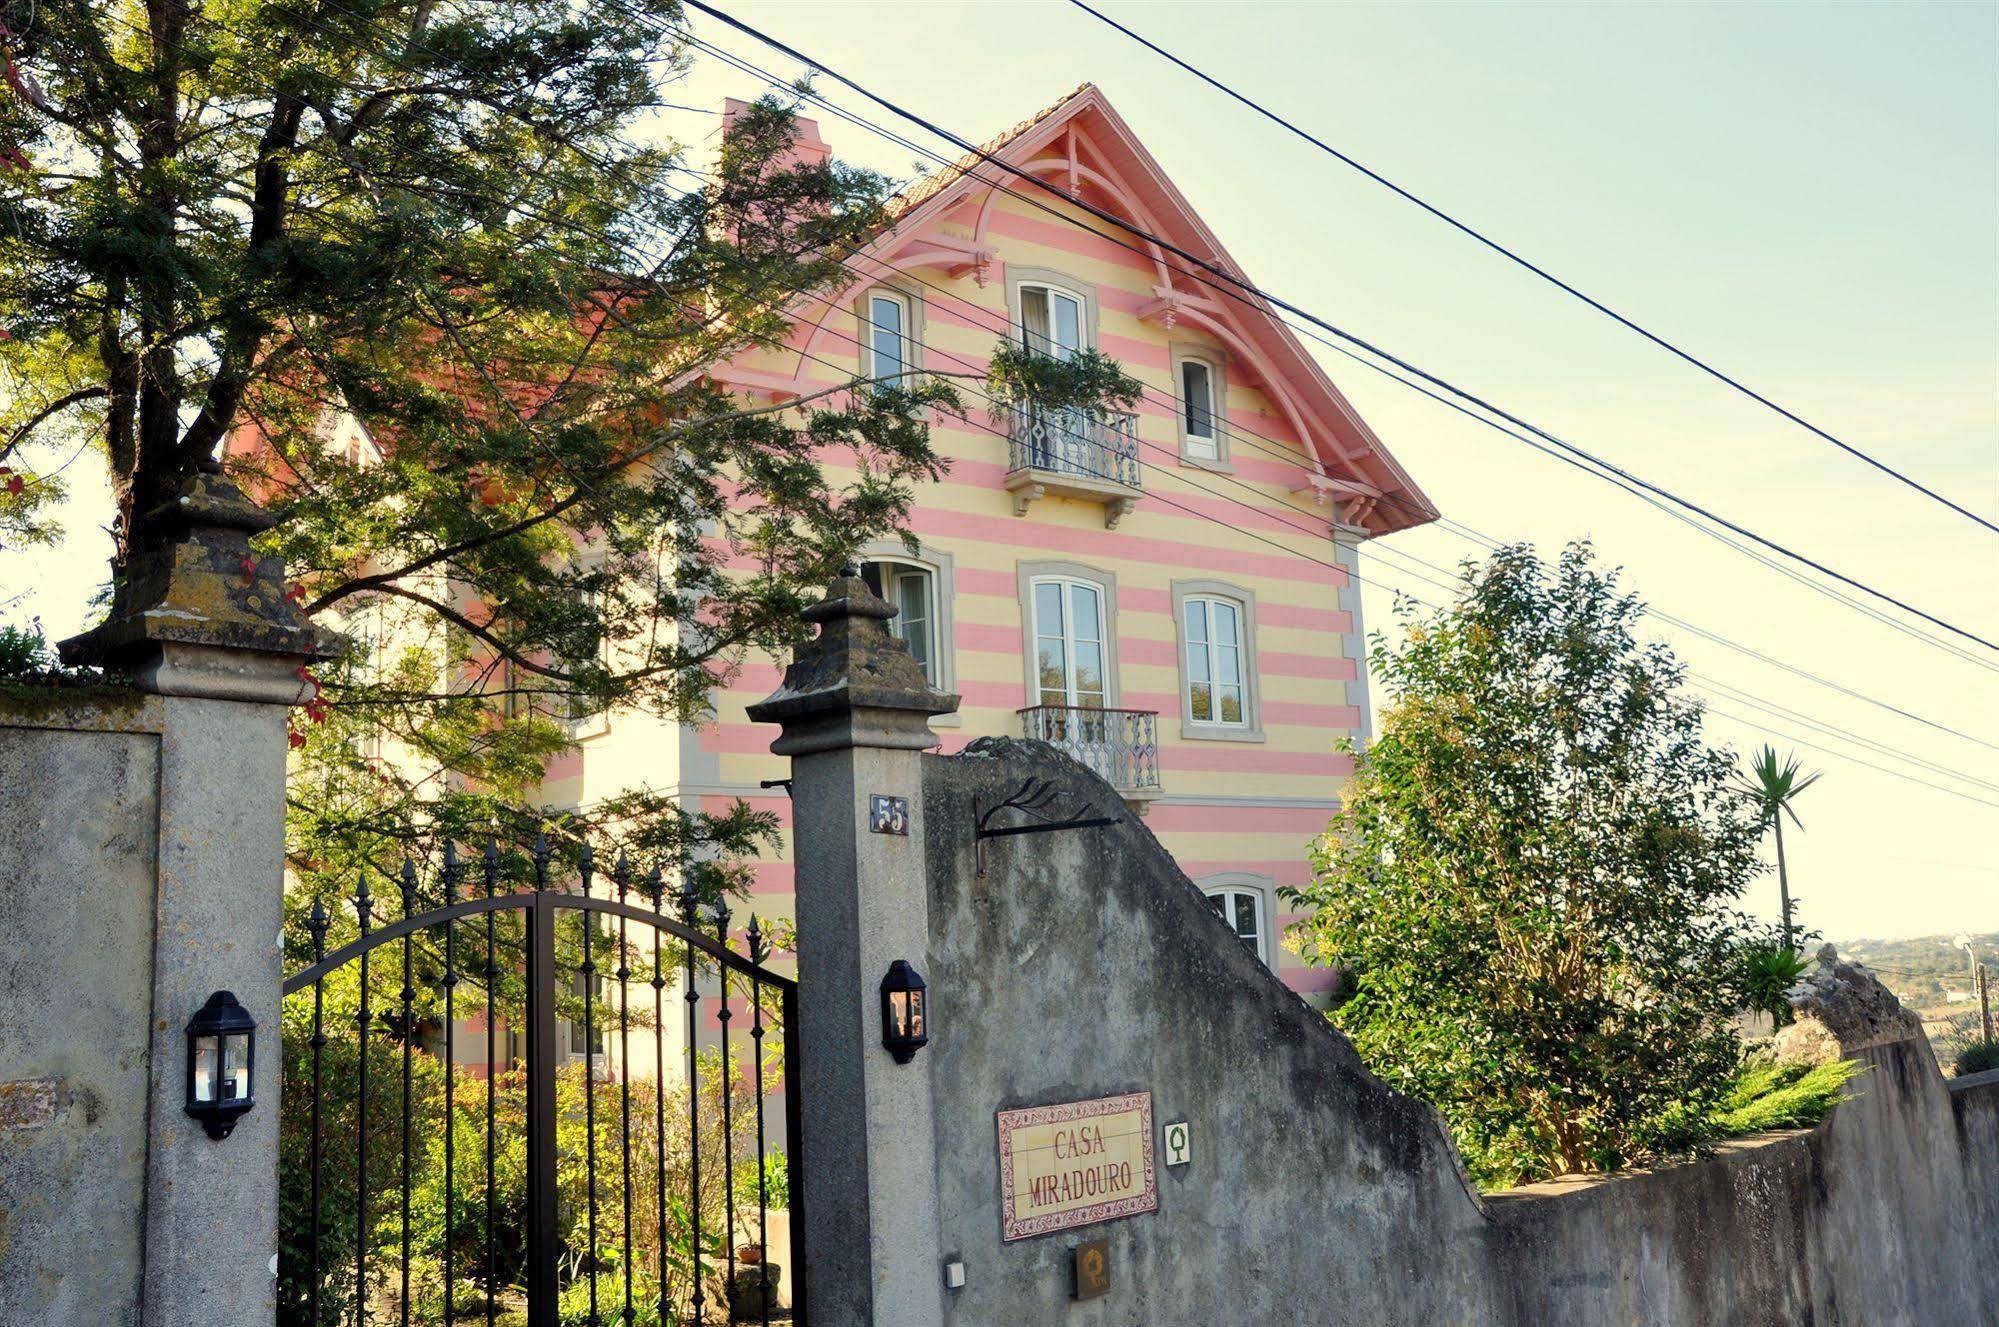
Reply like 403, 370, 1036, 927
0, 693, 162, 1325
1, 682, 292, 1325
919, 738, 1999, 1326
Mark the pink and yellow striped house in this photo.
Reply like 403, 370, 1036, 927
538, 84, 1437, 999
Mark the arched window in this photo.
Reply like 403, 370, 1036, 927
861, 558, 939, 687
1173, 580, 1263, 739
1207, 887, 1266, 962
1017, 282, 1087, 360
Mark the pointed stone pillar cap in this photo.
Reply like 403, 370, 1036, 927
746, 568, 960, 755
60, 464, 342, 702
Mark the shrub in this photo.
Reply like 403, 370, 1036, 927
1711, 1054, 1862, 1135
1955, 1041, 1999, 1077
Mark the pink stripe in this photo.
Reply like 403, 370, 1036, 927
1121, 637, 1178, 668
748, 862, 794, 896
1260, 603, 1351, 633
1264, 651, 1356, 680
1145, 803, 1331, 834
730, 662, 785, 693
1176, 859, 1315, 886
1260, 700, 1362, 728
906, 507, 1347, 585
1098, 331, 1168, 370
1284, 967, 1343, 994
957, 622, 1023, 653
992, 217, 1156, 272
1164, 747, 1351, 777
1121, 586, 1172, 615
958, 679, 1028, 709
958, 567, 1018, 597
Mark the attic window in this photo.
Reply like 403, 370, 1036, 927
1180, 358, 1218, 459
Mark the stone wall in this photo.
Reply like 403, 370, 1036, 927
0, 693, 163, 1325
918, 738, 1999, 1325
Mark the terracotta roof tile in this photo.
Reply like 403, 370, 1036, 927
883, 83, 1095, 221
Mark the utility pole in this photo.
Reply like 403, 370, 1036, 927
1980, 964, 1993, 1049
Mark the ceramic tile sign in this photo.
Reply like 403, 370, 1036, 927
997, 1091, 1158, 1241
869, 794, 909, 835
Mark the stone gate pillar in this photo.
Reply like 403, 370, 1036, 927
48, 463, 338, 1324
746, 570, 959, 1327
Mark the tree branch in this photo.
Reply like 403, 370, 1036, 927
0, 388, 108, 467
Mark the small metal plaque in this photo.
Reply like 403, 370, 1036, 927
1072, 1237, 1110, 1300
869, 795, 909, 835
997, 1091, 1157, 1241
1162, 1119, 1191, 1167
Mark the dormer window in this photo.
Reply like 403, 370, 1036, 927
1181, 358, 1218, 459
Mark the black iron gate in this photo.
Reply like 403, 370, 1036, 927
281, 841, 806, 1326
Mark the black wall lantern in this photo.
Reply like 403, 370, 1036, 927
880, 960, 929, 1064
185, 990, 256, 1140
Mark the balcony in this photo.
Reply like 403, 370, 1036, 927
1018, 705, 1162, 803
1005, 406, 1143, 528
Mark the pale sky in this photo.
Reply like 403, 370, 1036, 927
6, 1, 1994, 942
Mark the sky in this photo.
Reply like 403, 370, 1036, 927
5, 1, 1994, 942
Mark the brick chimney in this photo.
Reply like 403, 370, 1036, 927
721, 96, 830, 172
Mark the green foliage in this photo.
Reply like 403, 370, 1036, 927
1285, 543, 1769, 1188
1738, 941, 1811, 1028
1711, 1054, 1862, 1135
1738, 745, 1822, 831
732, 1147, 789, 1217
0, 620, 53, 677
1, 5, 1127, 895
278, 987, 773, 1325
1954, 1041, 1999, 1077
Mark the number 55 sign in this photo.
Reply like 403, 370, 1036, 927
869, 794, 909, 836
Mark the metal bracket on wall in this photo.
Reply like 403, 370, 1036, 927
973, 777, 1117, 877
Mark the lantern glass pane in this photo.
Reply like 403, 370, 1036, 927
193, 1036, 219, 1103
221, 1033, 251, 1102
909, 989, 925, 1038
888, 989, 909, 1035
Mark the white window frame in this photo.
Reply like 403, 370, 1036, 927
1172, 346, 1230, 468
1017, 560, 1121, 710
1007, 267, 1100, 359
861, 287, 917, 385
1199, 871, 1279, 966
857, 539, 958, 723
1029, 576, 1109, 709
1180, 358, 1219, 458
863, 560, 939, 685
1172, 579, 1264, 741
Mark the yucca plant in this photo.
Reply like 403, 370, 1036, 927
1737, 746, 1822, 948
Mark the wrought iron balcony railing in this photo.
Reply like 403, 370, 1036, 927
1018, 704, 1162, 795
1005, 407, 1143, 527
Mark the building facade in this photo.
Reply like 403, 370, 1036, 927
536, 85, 1436, 1000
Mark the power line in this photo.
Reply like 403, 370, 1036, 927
676, 25, 1999, 683
660, 240, 1999, 813
677, 0, 1999, 657
78, 2, 1999, 806
1062, 0, 1999, 537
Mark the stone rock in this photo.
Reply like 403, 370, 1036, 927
1776, 944, 1924, 1058
726, 1262, 783, 1320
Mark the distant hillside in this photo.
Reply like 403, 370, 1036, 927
1837, 932, 1999, 1007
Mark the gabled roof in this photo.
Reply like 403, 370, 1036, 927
786, 84, 1439, 536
